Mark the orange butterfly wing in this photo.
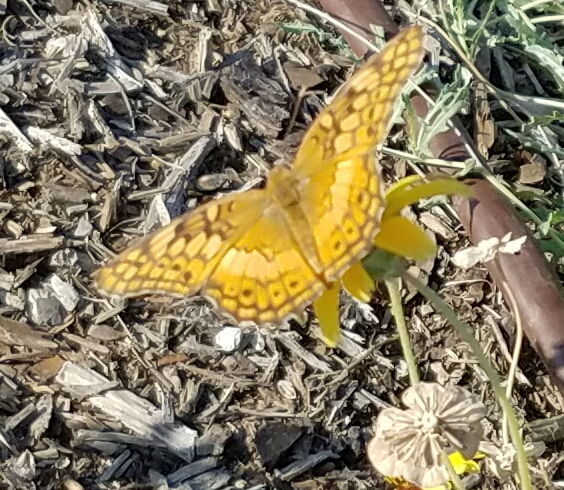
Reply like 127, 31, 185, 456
96, 189, 326, 323
96, 26, 425, 324
294, 25, 425, 281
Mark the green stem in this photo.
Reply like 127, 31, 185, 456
443, 451, 465, 490
402, 271, 532, 490
385, 279, 420, 385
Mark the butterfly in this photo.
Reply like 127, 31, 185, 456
96, 26, 425, 325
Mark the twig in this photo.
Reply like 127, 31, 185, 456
502, 279, 524, 445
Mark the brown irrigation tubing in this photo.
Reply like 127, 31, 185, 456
317, 0, 564, 394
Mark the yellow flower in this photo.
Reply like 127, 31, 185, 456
313, 176, 473, 347
384, 451, 485, 490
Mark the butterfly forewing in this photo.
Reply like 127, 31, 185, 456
293, 26, 424, 169
97, 191, 267, 298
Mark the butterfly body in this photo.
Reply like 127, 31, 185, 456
267, 164, 302, 208
96, 26, 425, 325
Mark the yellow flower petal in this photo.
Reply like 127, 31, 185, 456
384, 477, 422, 489
385, 174, 423, 199
384, 178, 473, 219
448, 451, 484, 474
374, 216, 437, 261
342, 261, 375, 303
313, 282, 341, 347
384, 452, 484, 490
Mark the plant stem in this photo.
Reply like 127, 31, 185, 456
385, 278, 420, 385
442, 451, 465, 490
402, 271, 532, 490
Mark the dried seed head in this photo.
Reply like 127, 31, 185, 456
367, 382, 486, 488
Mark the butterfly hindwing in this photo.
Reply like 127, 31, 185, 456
203, 204, 326, 324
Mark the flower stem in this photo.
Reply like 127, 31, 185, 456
385, 278, 420, 385
442, 451, 464, 490
402, 271, 532, 490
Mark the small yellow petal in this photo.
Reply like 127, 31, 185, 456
374, 216, 437, 261
313, 283, 341, 347
385, 175, 423, 201
448, 451, 483, 474
384, 477, 419, 489
384, 452, 483, 490
384, 178, 473, 219
342, 262, 375, 303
